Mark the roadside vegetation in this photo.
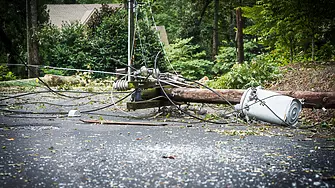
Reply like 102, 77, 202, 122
1, 0, 334, 87
0, 0, 334, 125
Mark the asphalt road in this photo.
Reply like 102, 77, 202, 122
0, 90, 334, 187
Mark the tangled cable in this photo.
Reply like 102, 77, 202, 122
153, 51, 229, 124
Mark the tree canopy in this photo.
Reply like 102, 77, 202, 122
0, 0, 334, 87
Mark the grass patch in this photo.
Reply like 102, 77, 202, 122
0, 79, 41, 88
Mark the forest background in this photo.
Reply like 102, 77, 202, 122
0, 0, 334, 89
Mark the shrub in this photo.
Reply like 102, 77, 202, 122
171, 59, 213, 80
213, 40, 263, 75
0, 65, 16, 81
209, 54, 281, 89
38, 5, 163, 78
165, 37, 213, 80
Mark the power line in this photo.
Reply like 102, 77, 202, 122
0, 90, 135, 115
153, 51, 228, 124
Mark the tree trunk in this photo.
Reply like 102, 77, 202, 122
236, 7, 244, 63
230, 9, 234, 43
26, 0, 31, 73
311, 36, 315, 61
212, 0, 219, 60
28, 0, 40, 78
165, 88, 335, 109
290, 37, 294, 63
195, 0, 212, 26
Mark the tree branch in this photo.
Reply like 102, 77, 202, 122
195, 0, 213, 26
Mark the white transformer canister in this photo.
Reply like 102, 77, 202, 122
235, 87, 302, 126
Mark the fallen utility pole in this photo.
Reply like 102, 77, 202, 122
165, 88, 335, 109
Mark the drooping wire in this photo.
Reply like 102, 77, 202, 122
4, 114, 68, 119
110, 82, 138, 118
3, 47, 85, 99
81, 90, 135, 113
253, 96, 292, 127
0, 90, 107, 102
146, 1, 179, 76
130, 0, 138, 67
4, 64, 133, 77
190, 79, 235, 108
154, 51, 227, 124
4, 101, 85, 107
1, 90, 121, 107
152, 49, 305, 127
135, 2, 149, 67
0, 90, 135, 115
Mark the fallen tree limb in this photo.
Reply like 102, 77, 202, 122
165, 88, 335, 109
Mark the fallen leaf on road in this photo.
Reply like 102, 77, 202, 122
322, 176, 335, 181
162, 155, 176, 159
40, 156, 52, 159
0, 172, 11, 176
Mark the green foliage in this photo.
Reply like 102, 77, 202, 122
76, 0, 123, 4
209, 54, 281, 89
165, 38, 201, 61
86, 4, 121, 35
39, 22, 94, 74
314, 43, 335, 61
0, 65, 17, 81
293, 42, 335, 62
213, 41, 263, 75
165, 37, 213, 80
171, 59, 213, 81
38, 5, 162, 77
41, 68, 65, 76
242, 0, 335, 62
151, 0, 195, 43
212, 46, 236, 75
0, 0, 49, 77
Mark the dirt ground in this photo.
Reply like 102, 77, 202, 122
268, 61, 335, 129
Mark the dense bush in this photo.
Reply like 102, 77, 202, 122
165, 37, 213, 80
38, 6, 163, 77
213, 40, 263, 75
209, 54, 281, 89
0, 65, 16, 81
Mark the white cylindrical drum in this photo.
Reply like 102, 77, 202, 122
238, 87, 302, 126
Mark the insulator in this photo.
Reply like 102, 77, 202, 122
133, 66, 160, 79
113, 80, 130, 91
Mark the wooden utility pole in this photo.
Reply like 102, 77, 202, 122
212, 0, 219, 60
127, 0, 135, 81
236, 7, 244, 63
27, 0, 40, 78
26, 0, 30, 73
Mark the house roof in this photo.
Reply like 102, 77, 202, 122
47, 4, 122, 27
